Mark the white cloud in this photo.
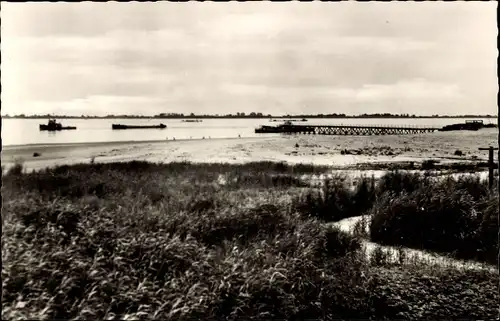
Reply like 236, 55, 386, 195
1, 2, 497, 116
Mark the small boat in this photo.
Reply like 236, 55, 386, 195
112, 123, 167, 130
39, 119, 77, 131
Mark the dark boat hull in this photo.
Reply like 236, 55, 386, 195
255, 126, 284, 133
439, 120, 499, 131
112, 124, 167, 130
39, 125, 77, 131
439, 123, 482, 131
255, 124, 313, 134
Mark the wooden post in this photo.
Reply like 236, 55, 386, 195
478, 146, 498, 190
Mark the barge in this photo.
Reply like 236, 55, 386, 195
439, 120, 495, 131
112, 123, 167, 130
255, 121, 312, 134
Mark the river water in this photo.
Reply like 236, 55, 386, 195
2, 118, 496, 147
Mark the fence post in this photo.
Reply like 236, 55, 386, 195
478, 146, 498, 190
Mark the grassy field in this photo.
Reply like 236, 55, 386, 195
2, 161, 498, 320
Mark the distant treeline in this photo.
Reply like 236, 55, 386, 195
2, 113, 497, 119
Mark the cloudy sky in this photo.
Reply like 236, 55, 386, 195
1, 2, 497, 116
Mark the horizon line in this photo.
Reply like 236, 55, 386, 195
2, 113, 497, 118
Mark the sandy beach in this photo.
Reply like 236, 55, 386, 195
2, 128, 497, 172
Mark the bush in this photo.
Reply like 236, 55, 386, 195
421, 159, 438, 170
376, 171, 429, 196
227, 172, 308, 188
369, 178, 497, 265
475, 197, 498, 264
370, 245, 390, 266
6, 161, 24, 176
295, 176, 376, 222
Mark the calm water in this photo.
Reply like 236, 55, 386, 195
2, 118, 497, 147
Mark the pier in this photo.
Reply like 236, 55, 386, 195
256, 123, 440, 136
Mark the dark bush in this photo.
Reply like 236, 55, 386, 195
6, 162, 24, 176
370, 181, 497, 264
228, 172, 308, 188
421, 159, 438, 170
296, 176, 376, 222
320, 227, 362, 258
376, 171, 428, 196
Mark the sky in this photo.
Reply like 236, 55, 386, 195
1, 2, 498, 116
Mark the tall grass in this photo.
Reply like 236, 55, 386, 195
2, 162, 498, 319
292, 170, 496, 265
294, 175, 376, 222
370, 173, 497, 265
1, 161, 369, 320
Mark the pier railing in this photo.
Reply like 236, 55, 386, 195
278, 124, 440, 136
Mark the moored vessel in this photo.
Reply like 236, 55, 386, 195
112, 123, 167, 130
39, 119, 77, 131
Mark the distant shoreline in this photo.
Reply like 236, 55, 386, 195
2, 115, 497, 119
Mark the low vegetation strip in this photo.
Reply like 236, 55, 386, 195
2, 161, 498, 319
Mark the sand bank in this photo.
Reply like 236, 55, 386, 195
2, 129, 496, 172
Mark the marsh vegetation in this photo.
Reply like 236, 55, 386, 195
2, 161, 498, 320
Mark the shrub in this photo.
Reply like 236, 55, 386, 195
421, 159, 438, 170
376, 171, 429, 196
227, 172, 308, 189
295, 176, 377, 222
6, 161, 24, 176
321, 227, 362, 258
370, 179, 497, 264
475, 197, 498, 264
370, 245, 390, 266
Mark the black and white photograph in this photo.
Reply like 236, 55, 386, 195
1, 1, 498, 320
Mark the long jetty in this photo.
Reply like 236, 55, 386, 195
258, 124, 440, 136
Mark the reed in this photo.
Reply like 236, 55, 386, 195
2, 161, 497, 319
